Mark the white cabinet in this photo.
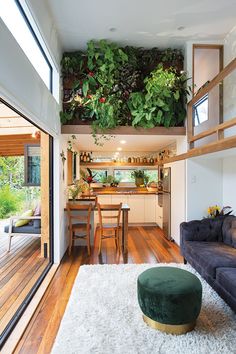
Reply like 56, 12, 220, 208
95, 194, 157, 225
111, 194, 128, 205
127, 195, 145, 223
144, 195, 156, 222
156, 204, 163, 228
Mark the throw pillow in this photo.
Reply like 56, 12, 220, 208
15, 209, 33, 227
34, 203, 41, 216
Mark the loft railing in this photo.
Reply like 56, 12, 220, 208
187, 57, 236, 150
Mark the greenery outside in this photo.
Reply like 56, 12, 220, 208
0, 157, 40, 219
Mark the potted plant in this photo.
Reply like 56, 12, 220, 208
68, 178, 89, 200
101, 175, 120, 187
131, 170, 145, 187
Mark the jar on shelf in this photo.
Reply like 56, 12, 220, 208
128, 157, 131, 163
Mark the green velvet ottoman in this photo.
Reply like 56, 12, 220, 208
137, 267, 202, 335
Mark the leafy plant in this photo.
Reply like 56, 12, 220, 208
60, 40, 187, 144
129, 65, 190, 128
101, 175, 120, 187
0, 185, 24, 219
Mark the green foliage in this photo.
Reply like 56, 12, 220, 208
0, 156, 24, 188
0, 185, 24, 219
101, 175, 120, 187
129, 65, 189, 128
131, 170, 146, 179
61, 40, 187, 144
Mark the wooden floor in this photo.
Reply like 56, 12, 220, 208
14, 226, 183, 354
0, 234, 49, 335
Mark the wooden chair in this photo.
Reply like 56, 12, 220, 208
67, 203, 92, 256
97, 203, 122, 254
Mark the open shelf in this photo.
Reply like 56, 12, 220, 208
80, 162, 159, 167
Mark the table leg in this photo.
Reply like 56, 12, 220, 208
122, 210, 128, 253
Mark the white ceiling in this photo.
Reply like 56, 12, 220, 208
48, 0, 236, 50
68, 134, 177, 152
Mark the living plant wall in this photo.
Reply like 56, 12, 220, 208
61, 40, 189, 139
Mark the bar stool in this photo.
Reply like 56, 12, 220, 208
67, 203, 92, 255
97, 203, 122, 254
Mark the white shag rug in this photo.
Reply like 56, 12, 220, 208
52, 264, 236, 354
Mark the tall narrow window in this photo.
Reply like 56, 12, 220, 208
0, 0, 52, 90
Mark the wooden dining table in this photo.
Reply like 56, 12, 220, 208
65, 196, 130, 253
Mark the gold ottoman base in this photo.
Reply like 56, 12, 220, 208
143, 315, 196, 335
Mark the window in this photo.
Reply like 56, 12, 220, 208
0, 0, 54, 91
114, 170, 133, 183
91, 169, 108, 183
144, 170, 158, 182
194, 95, 209, 126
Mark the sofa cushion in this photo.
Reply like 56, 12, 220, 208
222, 216, 236, 248
180, 218, 223, 243
15, 209, 33, 227
216, 267, 236, 298
184, 241, 236, 278
33, 219, 41, 228
4, 225, 41, 234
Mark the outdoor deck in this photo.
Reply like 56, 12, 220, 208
0, 232, 48, 334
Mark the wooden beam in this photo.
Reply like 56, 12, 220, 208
189, 57, 236, 106
162, 136, 236, 164
0, 134, 39, 141
61, 125, 186, 136
40, 132, 50, 258
189, 117, 236, 143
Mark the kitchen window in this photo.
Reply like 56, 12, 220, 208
114, 170, 133, 183
144, 170, 158, 182
90, 169, 108, 183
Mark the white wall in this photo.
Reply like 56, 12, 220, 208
164, 160, 185, 245
222, 156, 236, 213
223, 26, 236, 136
53, 135, 69, 262
186, 158, 223, 221
0, 19, 60, 136
25, 0, 62, 66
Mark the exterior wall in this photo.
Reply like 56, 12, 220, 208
186, 158, 223, 221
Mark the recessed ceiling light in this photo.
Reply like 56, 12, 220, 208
120, 140, 126, 144
117, 147, 122, 151
109, 27, 117, 32
177, 26, 185, 31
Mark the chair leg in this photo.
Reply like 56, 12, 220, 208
8, 234, 13, 252
68, 230, 73, 256
98, 229, 102, 255
117, 229, 121, 253
86, 229, 91, 256
114, 230, 118, 249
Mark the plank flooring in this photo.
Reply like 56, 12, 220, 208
14, 226, 183, 354
0, 234, 49, 334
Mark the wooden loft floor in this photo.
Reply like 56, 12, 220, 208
0, 233, 49, 335
14, 226, 183, 354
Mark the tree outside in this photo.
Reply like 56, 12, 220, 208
0, 156, 40, 219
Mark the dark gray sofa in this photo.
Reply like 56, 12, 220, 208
180, 215, 236, 312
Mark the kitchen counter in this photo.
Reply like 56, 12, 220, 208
92, 187, 162, 195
